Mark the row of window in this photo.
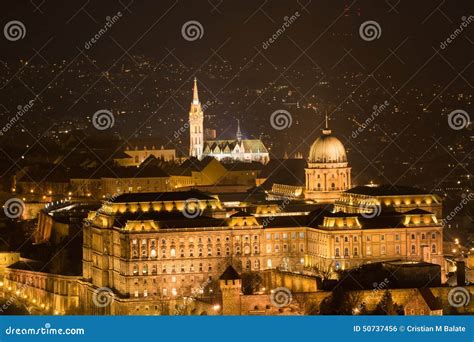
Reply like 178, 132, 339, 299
131, 245, 261, 259
335, 243, 437, 257
265, 232, 304, 240
335, 232, 437, 243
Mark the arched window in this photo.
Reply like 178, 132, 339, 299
354, 247, 358, 256
170, 248, 176, 258
335, 248, 340, 257
411, 244, 416, 254
344, 247, 349, 257
150, 249, 156, 258
246, 260, 251, 271
431, 244, 436, 253
244, 245, 250, 255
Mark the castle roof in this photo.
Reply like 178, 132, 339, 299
219, 265, 241, 280
345, 184, 429, 197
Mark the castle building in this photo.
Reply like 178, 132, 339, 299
305, 116, 351, 202
73, 189, 444, 314
189, 79, 270, 164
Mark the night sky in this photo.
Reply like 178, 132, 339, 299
0, 0, 472, 188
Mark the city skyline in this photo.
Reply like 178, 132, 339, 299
0, 0, 472, 318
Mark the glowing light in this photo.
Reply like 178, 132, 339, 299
212, 304, 221, 311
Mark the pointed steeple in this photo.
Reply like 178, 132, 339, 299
193, 77, 199, 105
189, 77, 204, 159
236, 119, 243, 142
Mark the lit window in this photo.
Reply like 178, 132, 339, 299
170, 248, 176, 258
143, 290, 148, 297
267, 259, 272, 268
171, 276, 176, 283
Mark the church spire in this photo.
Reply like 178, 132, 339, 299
193, 77, 199, 104
236, 119, 243, 142
189, 78, 204, 159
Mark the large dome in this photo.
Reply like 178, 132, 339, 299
308, 129, 347, 163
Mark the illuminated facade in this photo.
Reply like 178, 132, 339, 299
74, 189, 443, 314
305, 117, 351, 202
334, 185, 443, 219
190, 79, 269, 164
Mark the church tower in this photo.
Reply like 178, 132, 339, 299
189, 78, 204, 159
305, 114, 351, 202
